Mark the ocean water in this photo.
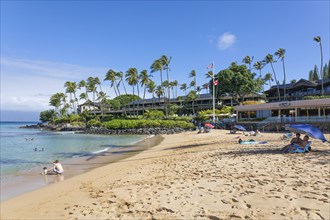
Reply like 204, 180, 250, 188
0, 121, 147, 180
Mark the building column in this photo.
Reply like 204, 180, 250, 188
236, 111, 239, 121
318, 107, 321, 117
295, 108, 298, 121
248, 111, 251, 119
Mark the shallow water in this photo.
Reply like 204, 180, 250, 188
0, 122, 147, 182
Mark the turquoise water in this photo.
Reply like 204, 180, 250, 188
0, 121, 147, 178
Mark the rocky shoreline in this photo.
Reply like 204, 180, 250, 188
20, 123, 191, 135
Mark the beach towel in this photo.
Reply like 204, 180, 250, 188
240, 141, 268, 145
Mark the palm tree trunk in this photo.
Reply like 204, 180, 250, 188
142, 87, 146, 114
320, 42, 324, 95
192, 100, 195, 115
282, 59, 287, 100
270, 63, 281, 101
122, 80, 128, 95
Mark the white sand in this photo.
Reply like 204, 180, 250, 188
1, 130, 329, 219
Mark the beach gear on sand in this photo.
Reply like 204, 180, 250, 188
285, 124, 329, 143
234, 125, 247, 131
239, 140, 268, 145
204, 123, 215, 129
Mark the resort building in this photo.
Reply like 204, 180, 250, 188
265, 78, 330, 102
234, 98, 330, 123
126, 93, 265, 115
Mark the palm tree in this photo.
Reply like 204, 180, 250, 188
242, 55, 254, 71
314, 36, 324, 95
49, 94, 61, 115
61, 103, 70, 117
275, 48, 287, 100
161, 80, 170, 116
97, 91, 109, 117
146, 80, 156, 108
150, 59, 163, 95
186, 90, 197, 115
78, 80, 89, 101
264, 54, 280, 101
155, 85, 163, 108
105, 69, 119, 97
196, 86, 202, 111
139, 69, 151, 112
172, 80, 178, 98
202, 83, 209, 93
189, 70, 197, 91
125, 68, 139, 116
180, 83, 188, 96
264, 72, 273, 87
161, 55, 171, 102
64, 81, 78, 114
116, 71, 127, 95
87, 77, 99, 114
189, 80, 196, 90
50, 93, 67, 117
169, 81, 175, 99
94, 77, 102, 92
253, 61, 264, 78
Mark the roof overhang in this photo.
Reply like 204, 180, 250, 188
234, 98, 330, 111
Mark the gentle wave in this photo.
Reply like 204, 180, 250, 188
71, 147, 110, 158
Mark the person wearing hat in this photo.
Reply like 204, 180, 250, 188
49, 160, 64, 175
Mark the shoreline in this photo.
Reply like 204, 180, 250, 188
0, 134, 164, 202
1, 130, 329, 219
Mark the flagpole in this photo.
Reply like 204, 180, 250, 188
212, 61, 215, 123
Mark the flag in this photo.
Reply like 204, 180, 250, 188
207, 63, 213, 69
213, 80, 218, 86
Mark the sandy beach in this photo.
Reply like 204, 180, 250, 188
1, 130, 329, 219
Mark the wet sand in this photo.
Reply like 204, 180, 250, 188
1, 130, 330, 219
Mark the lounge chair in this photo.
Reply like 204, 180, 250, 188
291, 141, 312, 153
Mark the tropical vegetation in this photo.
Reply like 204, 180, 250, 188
41, 37, 329, 128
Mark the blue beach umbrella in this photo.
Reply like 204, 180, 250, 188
234, 125, 247, 131
285, 124, 329, 143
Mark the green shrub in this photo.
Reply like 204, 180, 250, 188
71, 121, 85, 127
303, 95, 330, 100
143, 110, 164, 119
101, 119, 194, 129
88, 119, 101, 127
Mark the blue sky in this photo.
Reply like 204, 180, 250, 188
1, 1, 329, 121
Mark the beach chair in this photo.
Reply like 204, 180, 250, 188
291, 141, 312, 153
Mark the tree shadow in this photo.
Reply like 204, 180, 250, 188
166, 143, 212, 151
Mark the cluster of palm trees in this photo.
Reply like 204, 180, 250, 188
241, 48, 287, 102
242, 36, 325, 101
49, 55, 210, 117
49, 35, 325, 118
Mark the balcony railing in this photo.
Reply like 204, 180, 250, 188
240, 116, 330, 123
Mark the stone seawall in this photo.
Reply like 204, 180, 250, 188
20, 124, 191, 135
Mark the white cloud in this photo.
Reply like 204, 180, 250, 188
0, 57, 114, 112
218, 32, 237, 50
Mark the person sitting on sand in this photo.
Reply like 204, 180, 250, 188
281, 133, 304, 153
48, 160, 64, 175
290, 133, 302, 145
284, 135, 310, 153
